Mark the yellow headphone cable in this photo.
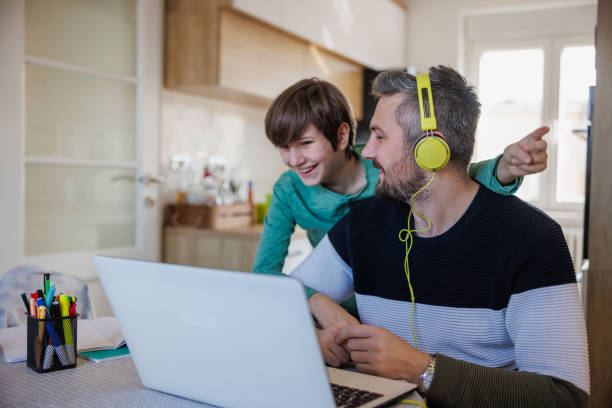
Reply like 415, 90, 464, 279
398, 171, 435, 408
398, 171, 435, 350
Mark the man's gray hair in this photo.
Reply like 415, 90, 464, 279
371, 66, 481, 169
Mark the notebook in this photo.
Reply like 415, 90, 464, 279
79, 345, 130, 363
93, 256, 416, 408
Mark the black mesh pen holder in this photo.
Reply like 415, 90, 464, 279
26, 314, 79, 373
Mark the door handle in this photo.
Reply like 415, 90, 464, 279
138, 175, 164, 186
110, 174, 163, 186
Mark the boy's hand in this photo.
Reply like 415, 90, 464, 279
496, 126, 549, 185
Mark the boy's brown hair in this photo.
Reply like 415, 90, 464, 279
264, 78, 357, 160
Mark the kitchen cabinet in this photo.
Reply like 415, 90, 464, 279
232, 0, 406, 70
163, 225, 311, 274
165, 0, 364, 117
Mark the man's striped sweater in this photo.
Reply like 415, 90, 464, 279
293, 185, 589, 407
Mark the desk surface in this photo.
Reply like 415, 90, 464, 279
0, 353, 424, 408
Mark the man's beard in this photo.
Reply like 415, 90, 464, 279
373, 151, 431, 203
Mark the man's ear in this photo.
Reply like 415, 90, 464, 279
337, 122, 350, 150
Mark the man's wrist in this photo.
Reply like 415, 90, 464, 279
417, 354, 437, 395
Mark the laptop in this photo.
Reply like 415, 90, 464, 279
93, 256, 416, 408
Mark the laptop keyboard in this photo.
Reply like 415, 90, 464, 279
331, 383, 383, 408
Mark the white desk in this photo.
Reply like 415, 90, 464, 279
0, 352, 424, 407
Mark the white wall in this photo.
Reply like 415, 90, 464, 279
160, 90, 287, 204
405, 0, 597, 72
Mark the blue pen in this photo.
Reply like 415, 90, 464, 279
35, 298, 69, 367
45, 284, 55, 309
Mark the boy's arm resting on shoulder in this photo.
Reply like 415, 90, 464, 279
470, 126, 549, 195
427, 224, 588, 408
469, 156, 522, 195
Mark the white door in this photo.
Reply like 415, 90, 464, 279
0, 1, 163, 289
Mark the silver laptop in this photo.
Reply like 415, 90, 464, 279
94, 256, 416, 408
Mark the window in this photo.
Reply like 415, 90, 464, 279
476, 48, 544, 202
470, 40, 595, 211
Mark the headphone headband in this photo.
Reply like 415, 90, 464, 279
416, 73, 437, 131
413, 73, 450, 172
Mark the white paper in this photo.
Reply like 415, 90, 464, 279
0, 325, 26, 362
88, 317, 125, 349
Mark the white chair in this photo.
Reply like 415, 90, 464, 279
0, 265, 93, 328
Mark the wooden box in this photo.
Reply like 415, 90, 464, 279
165, 203, 254, 230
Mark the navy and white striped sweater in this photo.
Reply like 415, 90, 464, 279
293, 185, 589, 407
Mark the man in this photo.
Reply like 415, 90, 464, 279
292, 66, 589, 407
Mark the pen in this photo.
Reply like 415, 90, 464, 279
36, 289, 44, 300
45, 284, 55, 309
35, 306, 45, 369
20, 293, 30, 315
51, 301, 61, 319
37, 305, 56, 370
29, 297, 37, 318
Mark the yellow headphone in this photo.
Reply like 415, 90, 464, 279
397, 73, 449, 408
414, 73, 450, 171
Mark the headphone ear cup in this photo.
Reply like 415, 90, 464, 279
414, 135, 450, 171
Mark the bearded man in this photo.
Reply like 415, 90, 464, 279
291, 66, 589, 407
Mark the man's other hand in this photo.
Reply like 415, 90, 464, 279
316, 322, 352, 367
496, 126, 549, 185
336, 324, 429, 384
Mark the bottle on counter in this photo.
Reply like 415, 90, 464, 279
202, 167, 219, 206
166, 157, 192, 205
247, 181, 254, 206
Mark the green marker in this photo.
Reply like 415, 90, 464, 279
43, 273, 50, 296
